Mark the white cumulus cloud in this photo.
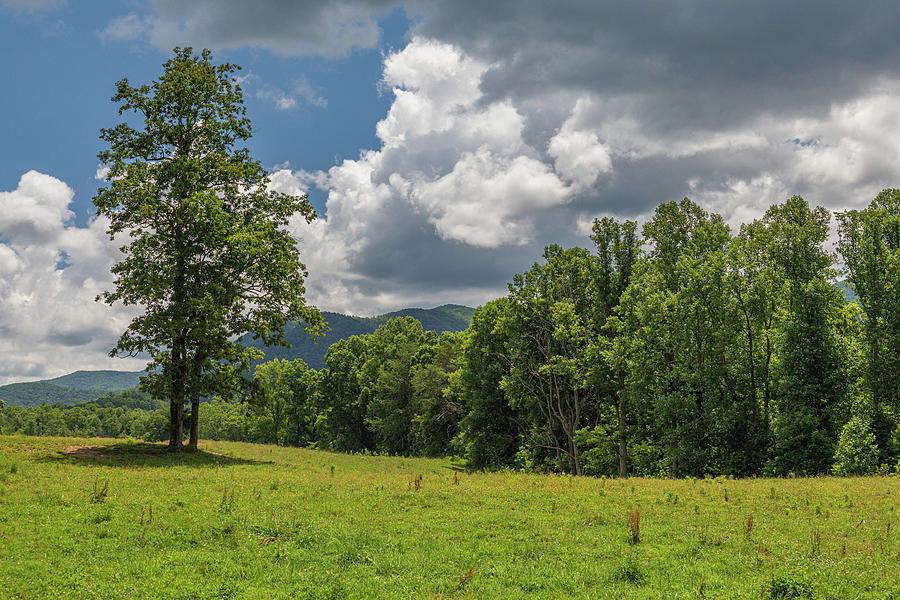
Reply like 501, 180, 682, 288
0, 171, 144, 384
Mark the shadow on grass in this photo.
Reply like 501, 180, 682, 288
41, 441, 273, 468
443, 459, 472, 473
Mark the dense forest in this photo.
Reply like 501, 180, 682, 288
3, 194, 898, 478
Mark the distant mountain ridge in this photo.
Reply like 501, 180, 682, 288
241, 304, 476, 370
0, 371, 143, 408
44, 370, 143, 391
0, 305, 475, 407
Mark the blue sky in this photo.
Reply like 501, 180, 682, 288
0, 1, 408, 225
3, 0, 900, 383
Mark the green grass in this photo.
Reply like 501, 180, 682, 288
0, 435, 897, 599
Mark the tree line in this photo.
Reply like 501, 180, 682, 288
2, 193, 898, 477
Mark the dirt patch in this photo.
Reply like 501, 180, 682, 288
61, 445, 110, 461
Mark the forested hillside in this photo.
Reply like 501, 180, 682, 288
0, 371, 144, 408
0, 306, 473, 408
0, 383, 107, 408
240, 304, 474, 369
44, 370, 143, 391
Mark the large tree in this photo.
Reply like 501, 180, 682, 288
95, 48, 321, 452
765, 197, 846, 474
502, 245, 599, 475
590, 216, 640, 477
837, 189, 900, 462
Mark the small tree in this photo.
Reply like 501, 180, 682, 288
832, 415, 879, 476
95, 48, 322, 452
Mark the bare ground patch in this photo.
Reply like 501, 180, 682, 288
61, 445, 110, 461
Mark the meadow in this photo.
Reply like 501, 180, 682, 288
0, 435, 897, 599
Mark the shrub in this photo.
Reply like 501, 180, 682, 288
767, 575, 815, 599
833, 416, 879, 476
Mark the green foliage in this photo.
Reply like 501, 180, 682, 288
766, 198, 847, 475
838, 189, 900, 463
95, 48, 322, 450
832, 415, 879, 476
458, 299, 522, 470
316, 335, 375, 452
501, 244, 600, 475
409, 331, 466, 457
364, 317, 429, 455
252, 358, 317, 447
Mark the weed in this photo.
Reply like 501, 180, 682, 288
615, 555, 645, 585
697, 578, 706, 598
409, 473, 422, 491
8, 462, 17, 474
453, 471, 460, 485
723, 488, 729, 502
457, 567, 475, 590
766, 575, 816, 599
698, 526, 724, 547
627, 508, 641, 545
219, 486, 235, 513
582, 513, 605, 526
91, 479, 109, 503
140, 503, 154, 526
810, 528, 821, 557
330, 465, 335, 477
91, 509, 112, 524
745, 514, 754, 536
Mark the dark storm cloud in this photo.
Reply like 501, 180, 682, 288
416, 0, 900, 125
108, 0, 900, 316
110, 0, 401, 57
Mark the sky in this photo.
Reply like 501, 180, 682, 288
2, 0, 900, 384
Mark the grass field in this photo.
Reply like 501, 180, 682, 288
0, 435, 897, 599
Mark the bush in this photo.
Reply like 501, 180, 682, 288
767, 575, 816, 599
832, 416, 879, 476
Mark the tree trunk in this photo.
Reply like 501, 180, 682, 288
571, 435, 583, 476
169, 398, 184, 451
168, 337, 186, 452
617, 370, 628, 478
187, 396, 200, 452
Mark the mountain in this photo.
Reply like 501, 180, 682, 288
0, 370, 144, 408
241, 304, 476, 370
0, 382, 107, 408
44, 370, 143, 391
0, 305, 475, 407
